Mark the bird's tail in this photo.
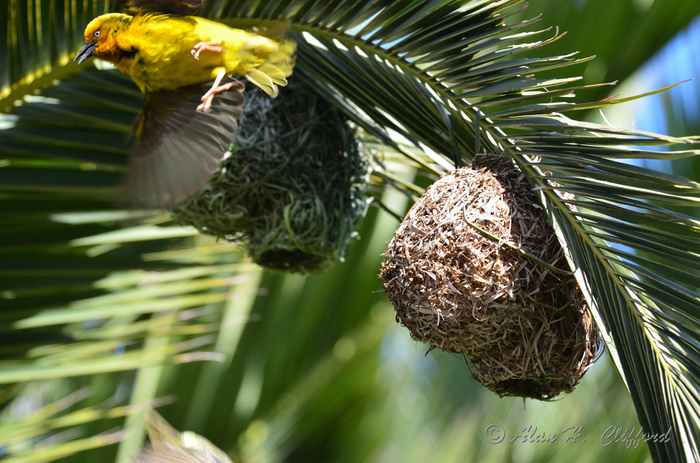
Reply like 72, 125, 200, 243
244, 36, 296, 98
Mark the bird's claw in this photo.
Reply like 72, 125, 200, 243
197, 81, 239, 112
191, 40, 224, 60
196, 99, 213, 112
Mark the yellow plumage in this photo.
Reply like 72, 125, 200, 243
74, 0, 296, 209
81, 13, 295, 97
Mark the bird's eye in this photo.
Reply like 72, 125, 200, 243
93, 31, 100, 39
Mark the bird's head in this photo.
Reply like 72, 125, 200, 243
75, 14, 130, 65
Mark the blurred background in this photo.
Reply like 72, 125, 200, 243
1, 1, 699, 462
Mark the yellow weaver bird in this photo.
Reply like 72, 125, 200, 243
75, 0, 295, 208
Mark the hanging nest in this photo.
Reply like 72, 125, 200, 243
173, 77, 369, 273
380, 154, 603, 400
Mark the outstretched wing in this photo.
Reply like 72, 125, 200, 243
118, 0, 204, 15
133, 410, 234, 463
125, 79, 244, 209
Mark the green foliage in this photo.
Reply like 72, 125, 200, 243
1, 1, 700, 462
519, 0, 700, 103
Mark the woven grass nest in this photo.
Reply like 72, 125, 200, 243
380, 154, 603, 399
173, 77, 369, 273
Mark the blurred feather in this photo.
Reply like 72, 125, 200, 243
133, 409, 232, 463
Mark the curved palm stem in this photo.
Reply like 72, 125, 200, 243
2, 1, 700, 462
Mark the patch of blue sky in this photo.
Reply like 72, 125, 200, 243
632, 20, 700, 137
601, 14, 700, 175
343, 10, 419, 57
566, 12, 700, 258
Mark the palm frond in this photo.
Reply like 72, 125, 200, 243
2, 1, 700, 462
0, 65, 260, 462
210, 1, 700, 459
519, 0, 700, 104
0, 0, 115, 109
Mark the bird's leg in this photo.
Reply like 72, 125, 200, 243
198, 67, 239, 112
191, 40, 224, 60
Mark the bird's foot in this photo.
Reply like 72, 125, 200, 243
197, 81, 240, 112
191, 40, 224, 60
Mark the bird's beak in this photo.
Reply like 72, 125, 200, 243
74, 42, 97, 64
